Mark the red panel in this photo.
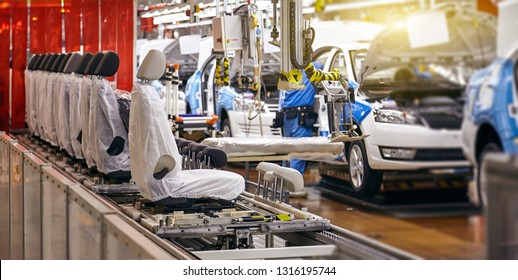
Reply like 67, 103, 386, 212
64, 0, 81, 52
116, 0, 134, 91
140, 17, 154, 32
11, 0, 28, 129
0, 4, 10, 132
30, 0, 47, 54
46, 0, 63, 53
82, 0, 99, 53
100, 0, 117, 51
100, 0, 117, 82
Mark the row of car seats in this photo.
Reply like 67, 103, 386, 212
25, 51, 131, 180
25, 49, 245, 203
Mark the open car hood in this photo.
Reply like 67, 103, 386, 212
358, 4, 497, 85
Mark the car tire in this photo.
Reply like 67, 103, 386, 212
222, 119, 232, 137
347, 140, 382, 197
477, 142, 501, 208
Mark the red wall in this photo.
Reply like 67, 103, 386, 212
0, 3, 9, 132
0, 0, 135, 133
11, 0, 28, 130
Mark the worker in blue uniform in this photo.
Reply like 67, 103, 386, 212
280, 62, 324, 175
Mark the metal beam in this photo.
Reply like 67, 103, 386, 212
195, 244, 337, 260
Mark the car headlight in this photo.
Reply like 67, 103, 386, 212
380, 147, 416, 160
374, 109, 420, 125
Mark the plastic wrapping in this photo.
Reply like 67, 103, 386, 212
56, 73, 74, 155
89, 78, 131, 175
69, 74, 83, 158
88, 77, 100, 168
130, 83, 244, 201
37, 72, 49, 139
47, 73, 59, 146
80, 76, 95, 167
29, 71, 40, 135
202, 136, 344, 157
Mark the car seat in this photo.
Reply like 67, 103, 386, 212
89, 51, 131, 180
80, 52, 104, 168
129, 49, 244, 203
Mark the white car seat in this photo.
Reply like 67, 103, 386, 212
25, 54, 40, 130
69, 53, 93, 159
89, 51, 131, 179
55, 53, 76, 155
80, 52, 104, 168
47, 53, 66, 146
129, 49, 244, 202
39, 54, 59, 141
30, 54, 49, 136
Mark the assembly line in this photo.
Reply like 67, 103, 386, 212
1, 0, 517, 261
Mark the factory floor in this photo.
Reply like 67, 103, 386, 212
226, 163, 485, 260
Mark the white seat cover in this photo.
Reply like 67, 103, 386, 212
37, 72, 49, 139
56, 73, 74, 155
129, 83, 244, 201
80, 76, 95, 167
89, 78, 131, 174
45, 72, 59, 145
69, 74, 83, 158
29, 71, 40, 135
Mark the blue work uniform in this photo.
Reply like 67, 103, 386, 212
281, 71, 317, 174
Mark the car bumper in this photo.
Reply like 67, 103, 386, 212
361, 118, 471, 170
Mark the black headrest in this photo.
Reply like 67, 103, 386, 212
182, 143, 197, 155
51, 54, 66, 72
38, 54, 51, 71
31, 55, 44, 70
85, 52, 105, 75
177, 139, 193, 149
202, 147, 228, 168
45, 54, 58, 71
28, 54, 40, 70
63, 53, 83, 74
57, 53, 72, 73
190, 143, 208, 153
33, 54, 44, 70
76, 53, 93, 74
94, 51, 119, 77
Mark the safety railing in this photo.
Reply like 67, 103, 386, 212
484, 153, 518, 260
0, 131, 181, 260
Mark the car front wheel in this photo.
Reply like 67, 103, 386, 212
222, 119, 232, 137
348, 140, 382, 197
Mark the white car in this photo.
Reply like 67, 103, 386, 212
315, 6, 495, 196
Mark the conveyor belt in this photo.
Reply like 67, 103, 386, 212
13, 132, 421, 260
